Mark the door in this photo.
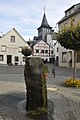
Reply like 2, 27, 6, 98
7, 55, 12, 65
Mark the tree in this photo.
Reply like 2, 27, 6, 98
21, 46, 32, 56
57, 25, 80, 80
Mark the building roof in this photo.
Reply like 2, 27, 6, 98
0, 27, 25, 41
31, 39, 50, 47
65, 3, 80, 13
37, 13, 52, 30
0, 27, 30, 48
58, 3, 80, 24
27, 40, 36, 47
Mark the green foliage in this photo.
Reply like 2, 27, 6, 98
42, 64, 48, 73
21, 46, 32, 56
57, 25, 80, 51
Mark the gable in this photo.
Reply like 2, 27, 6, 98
0, 28, 30, 48
34, 40, 49, 48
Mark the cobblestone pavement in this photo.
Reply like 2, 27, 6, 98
47, 74, 80, 120
0, 81, 30, 120
0, 66, 80, 120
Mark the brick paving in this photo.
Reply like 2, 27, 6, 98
0, 66, 80, 120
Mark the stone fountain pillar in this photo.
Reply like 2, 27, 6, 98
24, 57, 47, 113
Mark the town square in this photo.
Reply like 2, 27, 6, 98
0, 0, 80, 120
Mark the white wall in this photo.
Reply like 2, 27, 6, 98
0, 28, 30, 65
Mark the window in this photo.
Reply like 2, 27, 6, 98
62, 52, 67, 62
36, 49, 39, 53
64, 23, 67, 30
71, 8, 74, 14
66, 10, 71, 16
23, 57, 25, 62
1, 45, 6, 52
77, 51, 80, 62
15, 56, 19, 62
57, 47, 59, 52
48, 29, 50, 32
10, 36, 15, 43
71, 18, 75, 26
45, 50, 48, 53
0, 55, 3, 61
51, 50, 53, 54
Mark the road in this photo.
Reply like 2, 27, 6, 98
47, 64, 80, 78
0, 64, 80, 78
0, 64, 80, 120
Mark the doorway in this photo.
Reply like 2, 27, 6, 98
7, 55, 12, 65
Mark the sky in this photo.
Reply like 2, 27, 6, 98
0, 0, 80, 41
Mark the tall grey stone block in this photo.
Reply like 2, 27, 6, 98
24, 57, 47, 113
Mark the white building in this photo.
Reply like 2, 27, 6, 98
0, 28, 30, 65
28, 12, 54, 63
51, 31, 59, 66
32, 39, 54, 62
58, 3, 80, 68
53, 41, 59, 66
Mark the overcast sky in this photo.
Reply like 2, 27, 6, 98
0, 0, 80, 41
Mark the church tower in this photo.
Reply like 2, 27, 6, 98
37, 12, 52, 44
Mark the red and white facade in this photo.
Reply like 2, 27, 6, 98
32, 40, 54, 62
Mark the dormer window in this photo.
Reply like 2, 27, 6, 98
10, 36, 15, 43
65, 11, 70, 16
65, 8, 74, 16
71, 8, 74, 14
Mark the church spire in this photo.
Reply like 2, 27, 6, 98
41, 13, 49, 27
37, 7, 52, 30
41, 6, 51, 27
37, 8, 52, 40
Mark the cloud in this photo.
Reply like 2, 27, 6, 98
0, 0, 80, 40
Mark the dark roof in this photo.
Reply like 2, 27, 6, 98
27, 39, 54, 49
41, 13, 50, 27
27, 41, 36, 47
65, 3, 80, 12
58, 3, 80, 24
37, 13, 52, 30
